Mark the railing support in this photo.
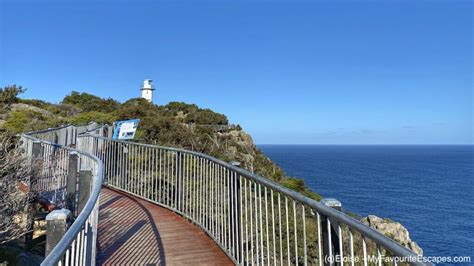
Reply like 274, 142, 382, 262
230, 161, 242, 262
85, 221, 94, 265
45, 209, 72, 256
32, 140, 42, 158
66, 151, 79, 214
120, 144, 128, 190
176, 152, 183, 211
25, 141, 43, 244
234, 172, 242, 263
321, 198, 342, 266
78, 169, 92, 214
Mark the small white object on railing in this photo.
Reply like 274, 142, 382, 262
321, 198, 342, 211
230, 161, 241, 167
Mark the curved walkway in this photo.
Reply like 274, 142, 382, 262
97, 187, 233, 265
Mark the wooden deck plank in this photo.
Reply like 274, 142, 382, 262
97, 187, 233, 266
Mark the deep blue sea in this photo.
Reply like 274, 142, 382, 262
259, 145, 474, 262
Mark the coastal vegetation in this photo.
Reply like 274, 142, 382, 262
0, 85, 320, 201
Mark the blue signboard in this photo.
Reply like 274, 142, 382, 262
112, 119, 140, 140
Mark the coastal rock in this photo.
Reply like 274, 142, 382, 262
361, 215, 423, 255
218, 129, 257, 172
225, 129, 255, 148
176, 111, 185, 120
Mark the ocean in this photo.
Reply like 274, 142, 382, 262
258, 145, 473, 262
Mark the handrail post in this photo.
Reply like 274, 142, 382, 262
72, 126, 77, 145
176, 152, 183, 211
32, 140, 42, 159
230, 161, 242, 262
123, 144, 129, 191
66, 125, 72, 146
66, 151, 79, 214
57, 127, 65, 146
235, 171, 242, 264
45, 209, 72, 256
321, 198, 342, 266
78, 169, 92, 214
25, 141, 42, 244
85, 220, 94, 265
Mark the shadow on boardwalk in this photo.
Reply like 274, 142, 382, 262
97, 187, 233, 266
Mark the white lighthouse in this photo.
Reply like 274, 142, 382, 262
141, 79, 155, 103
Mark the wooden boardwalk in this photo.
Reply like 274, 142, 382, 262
97, 187, 233, 265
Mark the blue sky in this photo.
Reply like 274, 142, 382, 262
1, 0, 472, 144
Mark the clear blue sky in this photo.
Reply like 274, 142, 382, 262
1, 0, 472, 144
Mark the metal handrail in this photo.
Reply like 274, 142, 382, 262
83, 133, 429, 266
23, 122, 100, 136
21, 128, 104, 266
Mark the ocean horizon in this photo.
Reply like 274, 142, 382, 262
259, 144, 474, 262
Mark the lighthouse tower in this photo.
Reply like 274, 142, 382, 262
141, 79, 155, 103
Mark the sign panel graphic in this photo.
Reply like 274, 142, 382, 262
112, 119, 140, 140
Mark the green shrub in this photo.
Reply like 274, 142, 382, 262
115, 98, 159, 120
62, 91, 119, 113
2, 109, 62, 134
0, 85, 25, 110
70, 111, 116, 125
161, 102, 228, 125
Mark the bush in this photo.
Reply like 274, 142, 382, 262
52, 103, 82, 117
0, 133, 35, 244
0, 85, 25, 110
115, 98, 158, 120
164, 102, 199, 115
70, 111, 116, 125
62, 91, 119, 113
162, 102, 228, 125
185, 108, 228, 125
2, 110, 55, 134
139, 116, 192, 147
